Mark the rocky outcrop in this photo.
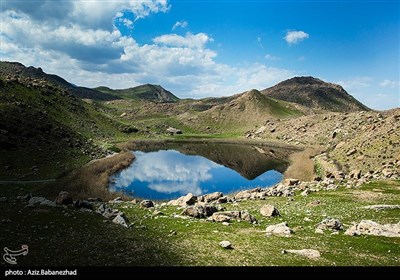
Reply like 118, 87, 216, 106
345, 220, 400, 237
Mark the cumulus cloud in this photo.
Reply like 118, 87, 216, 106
153, 33, 213, 49
284, 30, 309, 45
0, 0, 296, 98
172, 20, 188, 30
379, 79, 399, 88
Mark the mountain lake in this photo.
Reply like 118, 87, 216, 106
109, 142, 294, 200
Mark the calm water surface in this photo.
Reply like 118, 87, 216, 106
110, 144, 290, 200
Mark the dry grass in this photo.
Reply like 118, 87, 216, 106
53, 152, 134, 200
284, 146, 325, 181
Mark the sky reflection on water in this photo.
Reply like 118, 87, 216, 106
110, 150, 283, 200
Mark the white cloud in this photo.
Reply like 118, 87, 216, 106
379, 79, 399, 88
337, 77, 372, 90
153, 32, 213, 49
284, 30, 309, 45
172, 20, 188, 30
0, 1, 296, 99
265, 54, 280, 61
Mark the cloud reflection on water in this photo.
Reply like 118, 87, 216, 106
114, 150, 220, 195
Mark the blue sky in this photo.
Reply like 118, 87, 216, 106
1, 0, 399, 109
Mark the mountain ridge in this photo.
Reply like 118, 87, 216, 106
261, 76, 370, 112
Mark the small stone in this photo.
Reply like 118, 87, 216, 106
140, 200, 154, 208
222, 222, 230, 226
316, 217, 343, 231
346, 149, 357, 156
219, 240, 233, 249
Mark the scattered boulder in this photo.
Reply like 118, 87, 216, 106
345, 220, 400, 237
208, 212, 232, 223
182, 205, 217, 218
260, 205, 280, 217
266, 222, 292, 236
199, 192, 223, 203
234, 188, 261, 200
140, 200, 154, 208
316, 218, 343, 231
112, 214, 130, 228
208, 210, 256, 223
28, 197, 56, 207
282, 249, 321, 259
55, 191, 73, 205
166, 127, 182, 135
219, 240, 233, 249
168, 193, 197, 207
240, 210, 257, 223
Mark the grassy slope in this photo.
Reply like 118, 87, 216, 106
0, 78, 132, 180
0, 180, 398, 266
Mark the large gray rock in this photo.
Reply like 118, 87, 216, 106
112, 214, 130, 228
208, 210, 256, 223
199, 192, 223, 203
208, 212, 232, 223
28, 197, 56, 207
168, 193, 197, 207
344, 220, 400, 237
266, 222, 292, 236
182, 205, 217, 218
316, 218, 343, 231
260, 205, 280, 217
283, 249, 321, 259
55, 191, 73, 205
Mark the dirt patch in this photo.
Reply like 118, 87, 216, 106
284, 146, 325, 181
54, 152, 135, 200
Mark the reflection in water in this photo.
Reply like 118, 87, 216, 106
110, 149, 283, 200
